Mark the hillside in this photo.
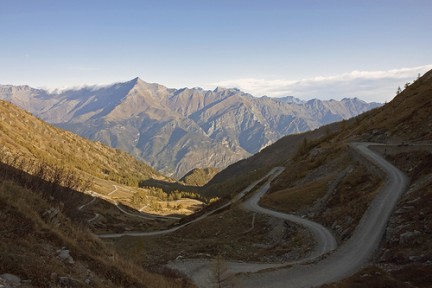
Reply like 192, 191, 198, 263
0, 159, 191, 287
198, 69, 432, 286
0, 100, 207, 218
0, 100, 166, 186
205, 70, 432, 196
0, 79, 380, 178
180, 167, 220, 186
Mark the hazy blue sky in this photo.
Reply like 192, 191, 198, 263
1, 0, 431, 101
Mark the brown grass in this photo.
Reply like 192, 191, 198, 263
113, 207, 312, 266
261, 177, 330, 212
322, 266, 413, 288
318, 164, 383, 240
0, 100, 166, 186
180, 167, 219, 186
0, 173, 192, 287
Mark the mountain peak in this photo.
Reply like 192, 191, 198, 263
213, 86, 227, 93
213, 86, 241, 94
341, 97, 365, 103
130, 77, 145, 85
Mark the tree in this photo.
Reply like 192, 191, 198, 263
396, 86, 402, 95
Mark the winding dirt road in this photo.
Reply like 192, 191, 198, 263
94, 143, 407, 287
168, 167, 337, 286
79, 186, 179, 224
221, 142, 409, 287
98, 168, 285, 238
241, 170, 337, 258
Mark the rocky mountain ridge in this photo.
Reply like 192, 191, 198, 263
0, 78, 381, 178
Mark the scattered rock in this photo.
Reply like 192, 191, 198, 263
51, 272, 58, 282
409, 255, 423, 262
381, 249, 392, 262
331, 221, 337, 230
399, 230, 421, 245
340, 227, 352, 239
42, 207, 60, 225
345, 216, 353, 225
58, 276, 80, 287
57, 247, 75, 264
0, 274, 20, 284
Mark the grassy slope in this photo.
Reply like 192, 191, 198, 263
179, 167, 220, 186
265, 70, 432, 265
0, 101, 197, 286
0, 100, 167, 186
0, 165, 191, 287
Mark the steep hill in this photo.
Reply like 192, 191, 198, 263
0, 79, 380, 178
180, 167, 220, 186
201, 69, 432, 286
0, 155, 191, 287
0, 100, 166, 186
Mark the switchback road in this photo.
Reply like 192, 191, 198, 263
225, 143, 408, 287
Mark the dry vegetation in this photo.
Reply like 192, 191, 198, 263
0, 100, 166, 186
261, 177, 330, 212
370, 146, 432, 287
188, 71, 431, 286
85, 200, 174, 235
261, 137, 383, 242
111, 207, 313, 267
282, 143, 432, 287
0, 166, 192, 287
180, 167, 220, 186
0, 99, 207, 225
322, 266, 418, 288
317, 164, 383, 241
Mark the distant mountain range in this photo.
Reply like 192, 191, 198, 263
0, 78, 381, 178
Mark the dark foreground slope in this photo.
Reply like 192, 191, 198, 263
0, 162, 192, 287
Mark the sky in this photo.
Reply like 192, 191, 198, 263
1, 0, 431, 102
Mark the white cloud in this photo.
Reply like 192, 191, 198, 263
211, 65, 432, 102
